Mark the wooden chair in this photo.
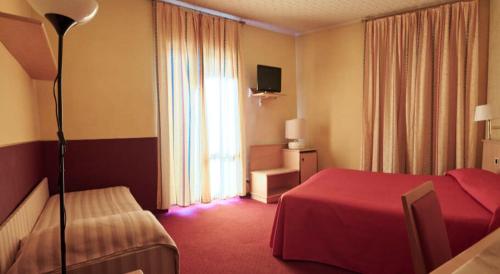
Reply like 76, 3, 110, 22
401, 182, 452, 274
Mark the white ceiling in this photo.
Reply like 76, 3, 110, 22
178, 0, 453, 35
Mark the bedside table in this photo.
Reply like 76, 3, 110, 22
283, 148, 318, 183
482, 139, 500, 173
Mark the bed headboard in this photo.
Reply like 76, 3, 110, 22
482, 140, 500, 174
0, 178, 48, 274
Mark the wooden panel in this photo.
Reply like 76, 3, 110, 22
268, 172, 299, 203
250, 172, 268, 200
267, 172, 299, 191
251, 171, 299, 204
0, 11, 56, 80
431, 228, 500, 274
300, 151, 318, 183
249, 144, 285, 171
249, 145, 302, 204
251, 168, 298, 176
482, 140, 500, 174
42, 138, 159, 211
0, 141, 44, 224
283, 149, 300, 169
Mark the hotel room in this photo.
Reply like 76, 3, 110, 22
1, 0, 500, 273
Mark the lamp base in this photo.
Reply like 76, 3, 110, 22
288, 140, 305, 150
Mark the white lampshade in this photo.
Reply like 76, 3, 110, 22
285, 118, 305, 140
28, 0, 99, 24
474, 104, 493, 122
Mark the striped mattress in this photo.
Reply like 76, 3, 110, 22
2, 183, 178, 274
7, 210, 178, 274
33, 186, 142, 232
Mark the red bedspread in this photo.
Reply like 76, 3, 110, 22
270, 168, 494, 274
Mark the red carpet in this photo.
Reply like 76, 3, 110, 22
157, 197, 356, 274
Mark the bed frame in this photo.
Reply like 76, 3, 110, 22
0, 178, 49, 274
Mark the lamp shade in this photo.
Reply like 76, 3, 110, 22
474, 104, 493, 121
28, 0, 98, 24
285, 118, 305, 139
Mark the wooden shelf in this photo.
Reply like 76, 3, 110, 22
0, 11, 57, 80
248, 88, 285, 106
251, 168, 298, 176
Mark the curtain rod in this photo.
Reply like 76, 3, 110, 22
362, 0, 471, 22
158, 0, 245, 24
157, 0, 298, 36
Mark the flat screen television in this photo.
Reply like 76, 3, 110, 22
257, 65, 281, 92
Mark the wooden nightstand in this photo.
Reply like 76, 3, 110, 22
283, 148, 318, 183
482, 139, 500, 173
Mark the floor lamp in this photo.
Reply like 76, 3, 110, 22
26, 1, 98, 273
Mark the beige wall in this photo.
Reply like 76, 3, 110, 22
36, 0, 157, 141
29, 2, 298, 182
5, 0, 496, 168
240, 25, 297, 149
35, 1, 298, 147
296, 23, 364, 170
33, 4, 298, 173
0, 2, 40, 146
488, 0, 500, 140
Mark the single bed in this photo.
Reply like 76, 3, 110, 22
0, 178, 179, 274
270, 168, 500, 274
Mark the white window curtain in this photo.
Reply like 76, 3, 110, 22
155, 2, 246, 208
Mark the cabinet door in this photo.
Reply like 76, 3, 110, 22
300, 152, 317, 183
482, 141, 500, 174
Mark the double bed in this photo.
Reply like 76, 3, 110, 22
270, 168, 500, 274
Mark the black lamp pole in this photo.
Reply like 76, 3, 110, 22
56, 32, 67, 274
45, 13, 76, 274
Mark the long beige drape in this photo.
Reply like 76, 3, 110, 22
155, 2, 246, 208
362, 1, 484, 175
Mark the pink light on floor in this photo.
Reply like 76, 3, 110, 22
166, 196, 243, 217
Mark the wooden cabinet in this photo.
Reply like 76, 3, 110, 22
482, 139, 500, 173
250, 168, 299, 203
249, 144, 298, 204
283, 149, 318, 183
249, 145, 318, 204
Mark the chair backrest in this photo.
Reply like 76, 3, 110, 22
401, 181, 452, 274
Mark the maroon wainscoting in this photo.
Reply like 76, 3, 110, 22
0, 141, 44, 224
42, 137, 159, 211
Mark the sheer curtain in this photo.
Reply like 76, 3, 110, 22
362, 1, 484, 175
155, 2, 245, 208
201, 16, 243, 201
